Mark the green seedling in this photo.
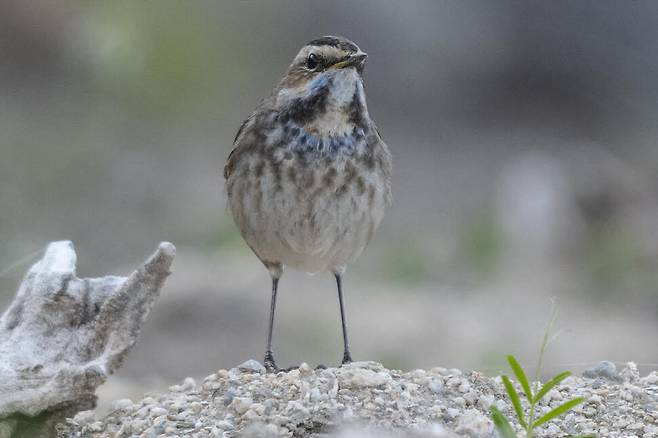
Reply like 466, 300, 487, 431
490, 355, 587, 438
490, 305, 595, 438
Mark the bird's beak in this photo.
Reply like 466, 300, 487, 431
332, 52, 368, 69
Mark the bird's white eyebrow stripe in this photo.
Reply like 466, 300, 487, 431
297, 45, 351, 64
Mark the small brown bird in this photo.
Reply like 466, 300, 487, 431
224, 36, 391, 371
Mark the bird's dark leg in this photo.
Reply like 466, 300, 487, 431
264, 277, 279, 372
335, 274, 353, 365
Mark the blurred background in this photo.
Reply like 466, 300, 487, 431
1, 1, 657, 408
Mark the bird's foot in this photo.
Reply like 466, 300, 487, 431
341, 351, 353, 366
264, 351, 278, 372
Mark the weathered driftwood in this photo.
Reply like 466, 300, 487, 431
0, 241, 175, 437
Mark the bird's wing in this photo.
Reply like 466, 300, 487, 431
224, 114, 255, 180
369, 122, 393, 207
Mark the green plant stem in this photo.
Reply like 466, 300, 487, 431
527, 302, 559, 437
527, 401, 535, 438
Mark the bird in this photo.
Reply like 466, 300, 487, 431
224, 36, 391, 371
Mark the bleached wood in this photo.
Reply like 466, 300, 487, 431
0, 241, 175, 436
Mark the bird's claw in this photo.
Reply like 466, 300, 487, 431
264, 351, 278, 372
341, 351, 353, 365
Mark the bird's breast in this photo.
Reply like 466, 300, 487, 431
228, 143, 388, 273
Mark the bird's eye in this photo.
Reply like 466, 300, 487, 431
306, 53, 319, 70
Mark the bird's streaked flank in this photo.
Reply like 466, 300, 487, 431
225, 36, 391, 371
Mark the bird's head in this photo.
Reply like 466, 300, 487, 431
274, 36, 369, 137
281, 36, 367, 85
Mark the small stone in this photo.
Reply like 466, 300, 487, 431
309, 388, 322, 402
223, 388, 237, 406
477, 395, 495, 410
546, 424, 561, 434
453, 396, 466, 407
72, 410, 95, 425
250, 403, 265, 415
176, 420, 195, 429
203, 373, 218, 382
88, 421, 104, 432
429, 379, 443, 394
150, 407, 167, 417
494, 400, 509, 411
340, 369, 391, 388
641, 372, 658, 385
620, 362, 641, 383
583, 361, 618, 380
548, 389, 563, 401
591, 378, 605, 389
237, 359, 266, 373
135, 406, 150, 419
243, 409, 261, 421
111, 398, 133, 411
299, 362, 313, 378
458, 381, 471, 393
170, 400, 186, 413
216, 420, 234, 430
284, 369, 301, 383
231, 397, 253, 415
130, 419, 146, 433
463, 391, 478, 405
182, 377, 196, 391
455, 409, 493, 436
584, 407, 597, 417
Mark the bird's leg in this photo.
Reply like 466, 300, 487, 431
335, 274, 353, 365
264, 277, 279, 372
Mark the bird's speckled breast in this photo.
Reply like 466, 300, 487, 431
227, 125, 389, 275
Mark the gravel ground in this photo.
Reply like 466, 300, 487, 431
61, 361, 658, 437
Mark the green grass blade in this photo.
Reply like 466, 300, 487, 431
502, 375, 527, 428
508, 355, 533, 400
532, 397, 585, 428
490, 406, 517, 438
533, 371, 571, 403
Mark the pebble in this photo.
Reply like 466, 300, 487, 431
149, 407, 167, 417
453, 396, 466, 407
182, 377, 197, 391
454, 409, 492, 436
299, 362, 313, 378
237, 359, 266, 374
583, 360, 618, 380
445, 408, 460, 419
457, 382, 471, 393
476, 395, 494, 410
72, 410, 95, 425
111, 398, 133, 411
231, 397, 253, 415
429, 379, 443, 394
309, 388, 322, 402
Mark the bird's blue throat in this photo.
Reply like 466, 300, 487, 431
279, 125, 368, 157
270, 69, 371, 159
